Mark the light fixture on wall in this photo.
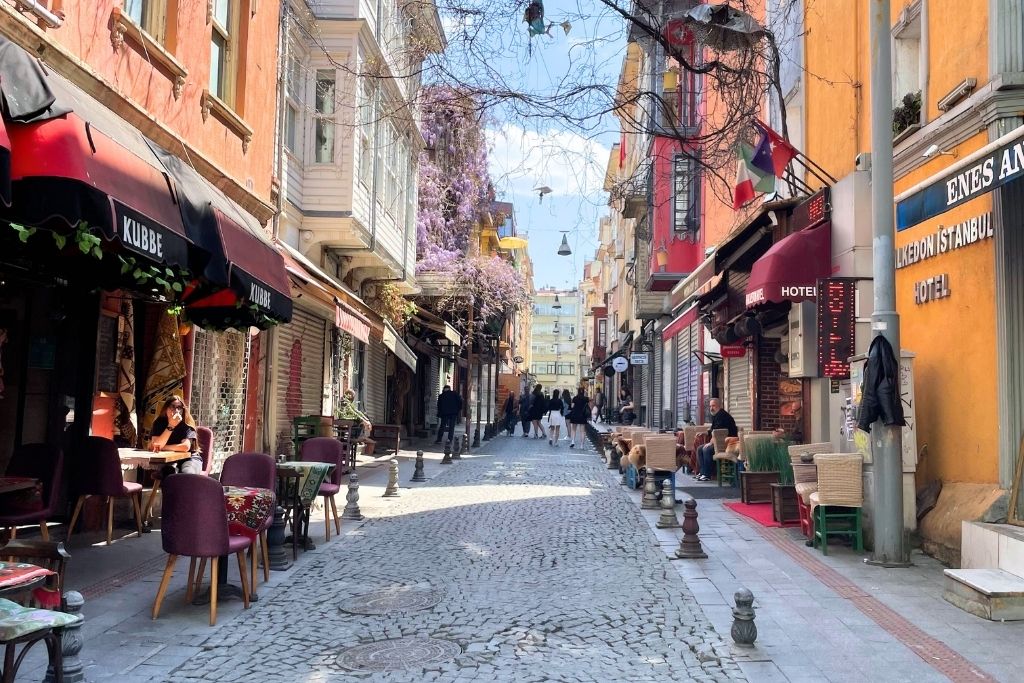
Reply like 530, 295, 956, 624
557, 232, 572, 256
553, 294, 561, 309
656, 240, 669, 272
922, 144, 958, 159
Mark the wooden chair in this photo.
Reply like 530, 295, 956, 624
66, 437, 144, 545
370, 424, 401, 456
810, 454, 864, 555
788, 443, 833, 539
0, 444, 64, 542
711, 429, 737, 486
291, 416, 322, 456
0, 540, 70, 610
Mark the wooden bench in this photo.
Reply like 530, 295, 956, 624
370, 424, 401, 456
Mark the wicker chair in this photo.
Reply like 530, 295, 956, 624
677, 426, 703, 473
788, 442, 833, 539
809, 453, 864, 555
711, 429, 737, 486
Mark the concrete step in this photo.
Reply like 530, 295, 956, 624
960, 521, 1024, 578
943, 568, 1024, 620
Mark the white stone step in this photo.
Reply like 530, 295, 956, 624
943, 568, 1024, 620
961, 521, 1024, 578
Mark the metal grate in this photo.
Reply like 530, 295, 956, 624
190, 328, 249, 472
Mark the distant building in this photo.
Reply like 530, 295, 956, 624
529, 289, 580, 393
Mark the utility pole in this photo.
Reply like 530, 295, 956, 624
868, 0, 908, 567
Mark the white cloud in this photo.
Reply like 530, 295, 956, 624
486, 123, 611, 202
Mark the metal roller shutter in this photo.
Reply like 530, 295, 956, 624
636, 361, 648, 425
662, 336, 675, 428
726, 353, 752, 430
676, 326, 700, 425
274, 306, 328, 455
364, 340, 387, 424
190, 328, 249, 471
425, 355, 440, 427
652, 336, 662, 429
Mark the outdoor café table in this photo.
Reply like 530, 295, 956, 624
193, 486, 274, 606
0, 561, 53, 599
118, 449, 192, 529
275, 461, 334, 559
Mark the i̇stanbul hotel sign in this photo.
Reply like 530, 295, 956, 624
896, 128, 1024, 230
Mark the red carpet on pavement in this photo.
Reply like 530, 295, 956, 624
723, 501, 797, 528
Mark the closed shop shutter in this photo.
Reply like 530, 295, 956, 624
652, 336, 662, 429
424, 355, 440, 427
676, 326, 700, 424
274, 306, 328, 455
364, 340, 387, 424
726, 353, 752, 430
662, 336, 675, 428
190, 328, 249, 471
636, 360, 647, 424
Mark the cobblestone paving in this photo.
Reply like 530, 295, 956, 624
167, 436, 744, 683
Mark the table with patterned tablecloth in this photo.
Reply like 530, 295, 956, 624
277, 462, 333, 504
224, 487, 275, 540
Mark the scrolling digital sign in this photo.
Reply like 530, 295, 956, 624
817, 278, 856, 379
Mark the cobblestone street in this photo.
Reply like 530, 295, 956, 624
167, 435, 742, 683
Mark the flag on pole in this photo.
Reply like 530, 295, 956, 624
733, 144, 757, 210
750, 134, 776, 194
755, 119, 799, 176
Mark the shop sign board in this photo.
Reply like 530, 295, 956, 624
720, 345, 745, 358
612, 356, 629, 373
629, 353, 649, 365
816, 278, 856, 379
897, 131, 1024, 230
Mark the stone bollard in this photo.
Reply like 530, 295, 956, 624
412, 450, 426, 481
383, 458, 400, 497
452, 438, 462, 460
731, 588, 757, 647
342, 473, 365, 521
44, 591, 85, 683
674, 499, 708, 559
641, 468, 660, 509
462, 433, 470, 453
656, 479, 681, 528
472, 425, 481, 447
441, 441, 453, 465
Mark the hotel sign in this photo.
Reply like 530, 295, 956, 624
897, 133, 1024, 230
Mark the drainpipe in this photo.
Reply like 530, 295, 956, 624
17, 0, 63, 28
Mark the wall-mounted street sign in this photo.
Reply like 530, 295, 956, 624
612, 356, 629, 373
629, 353, 649, 365
720, 345, 746, 359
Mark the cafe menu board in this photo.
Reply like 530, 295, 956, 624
816, 278, 856, 379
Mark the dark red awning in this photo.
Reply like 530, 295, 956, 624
2, 57, 189, 269
661, 304, 699, 341
744, 223, 832, 308
0, 117, 10, 206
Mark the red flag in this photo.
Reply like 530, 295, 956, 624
619, 132, 626, 168
755, 119, 799, 176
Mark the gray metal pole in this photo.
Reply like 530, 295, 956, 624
868, 0, 908, 567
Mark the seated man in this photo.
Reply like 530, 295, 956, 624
696, 398, 738, 481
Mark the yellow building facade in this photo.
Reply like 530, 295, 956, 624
802, 0, 1023, 560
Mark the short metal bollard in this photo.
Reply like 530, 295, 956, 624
267, 503, 293, 571
731, 588, 757, 647
462, 433, 469, 453
342, 473, 365, 521
656, 478, 681, 528
441, 441, 453, 465
452, 438, 462, 460
44, 591, 85, 683
641, 468, 660, 509
383, 458, 400, 497
412, 450, 427, 481
674, 499, 708, 559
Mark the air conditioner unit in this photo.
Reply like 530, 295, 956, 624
788, 301, 818, 378
568, 334, 575, 340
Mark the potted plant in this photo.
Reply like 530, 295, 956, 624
740, 438, 791, 504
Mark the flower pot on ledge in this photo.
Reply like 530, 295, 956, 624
740, 470, 779, 504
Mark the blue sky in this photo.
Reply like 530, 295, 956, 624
440, 0, 627, 289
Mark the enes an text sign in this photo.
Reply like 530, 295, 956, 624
897, 133, 1024, 230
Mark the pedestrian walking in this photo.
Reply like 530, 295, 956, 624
502, 392, 517, 436
593, 388, 605, 423
518, 387, 532, 437
528, 384, 547, 438
434, 385, 462, 444
546, 391, 565, 446
568, 387, 590, 448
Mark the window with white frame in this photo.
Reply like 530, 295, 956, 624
124, 0, 166, 42
314, 69, 336, 163
892, 1, 923, 113
557, 363, 574, 375
598, 319, 607, 347
284, 53, 303, 155
358, 78, 375, 185
673, 154, 699, 234
384, 122, 399, 215
209, 0, 237, 104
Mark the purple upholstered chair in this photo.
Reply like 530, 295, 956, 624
300, 438, 343, 541
151, 474, 252, 626
196, 427, 214, 476
219, 452, 276, 585
66, 437, 143, 545
0, 444, 64, 541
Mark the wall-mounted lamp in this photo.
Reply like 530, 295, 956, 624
922, 144, 958, 160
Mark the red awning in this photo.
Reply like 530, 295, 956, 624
4, 69, 190, 268
744, 223, 832, 308
278, 244, 372, 343
661, 304, 699, 341
0, 117, 9, 206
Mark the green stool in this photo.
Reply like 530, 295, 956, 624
813, 504, 863, 555
292, 416, 322, 455
716, 458, 737, 487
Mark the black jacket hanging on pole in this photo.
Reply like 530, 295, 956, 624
856, 335, 906, 432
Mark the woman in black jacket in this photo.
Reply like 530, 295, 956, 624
528, 384, 547, 438
568, 388, 590, 448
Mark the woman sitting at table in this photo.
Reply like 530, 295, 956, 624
149, 396, 203, 477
